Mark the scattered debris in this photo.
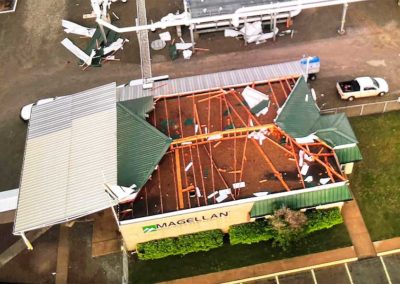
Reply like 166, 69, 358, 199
62, 20, 95, 37
232, 182, 245, 190
320, 178, 330, 185
253, 192, 269, 197
242, 86, 270, 117
61, 38, 95, 66
176, 42, 193, 50
185, 162, 193, 172
183, 49, 193, 59
151, 39, 166, 50
159, 31, 171, 41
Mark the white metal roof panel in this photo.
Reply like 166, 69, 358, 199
14, 83, 118, 233
118, 60, 305, 101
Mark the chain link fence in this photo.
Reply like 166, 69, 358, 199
320, 99, 400, 117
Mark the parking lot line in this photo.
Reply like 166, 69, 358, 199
380, 256, 392, 284
311, 269, 318, 284
344, 263, 354, 284
275, 275, 280, 284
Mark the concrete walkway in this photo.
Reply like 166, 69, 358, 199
0, 227, 50, 268
374, 237, 400, 255
55, 225, 70, 284
162, 247, 357, 284
341, 200, 377, 259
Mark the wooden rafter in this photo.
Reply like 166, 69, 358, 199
251, 140, 290, 192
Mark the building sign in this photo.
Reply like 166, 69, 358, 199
142, 211, 229, 233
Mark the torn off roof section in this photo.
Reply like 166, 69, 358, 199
14, 83, 118, 234
117, 102, 172, 189
275, 76, 362, 162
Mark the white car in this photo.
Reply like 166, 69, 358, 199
20, 98, 56, 122
336, 77, 389, 101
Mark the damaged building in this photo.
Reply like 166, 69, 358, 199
13, 60, 361, 250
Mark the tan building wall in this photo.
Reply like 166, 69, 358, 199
120, 202, 254, 251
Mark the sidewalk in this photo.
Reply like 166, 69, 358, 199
162, 247, 357, 284
341, 200, 377, 259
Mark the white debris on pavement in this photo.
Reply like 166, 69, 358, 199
61, 38, 95, 66
62, 20, 96, 37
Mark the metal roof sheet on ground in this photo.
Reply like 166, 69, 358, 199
117, 61, 305, 101
14, 83, 118, 234
250, 184, 353, 218
117, 103, 172, 189
186, 0, 293, 18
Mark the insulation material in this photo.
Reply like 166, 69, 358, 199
61, 38, 95, 65
295, 134, 318, 144
176, 43, 193, 50
304, 176, 313, 183
242, 86, 269, 110
300, 163, 309, 175
240, 21, 262, 37
183, 49, 193, 59
320, 178, 331, 185
196, 187, 202, 197
185, 162, 193, 172
219, 188, 232, 195
253, 192, 269, 197
159, 31, 172, 41
232, 182, 245, 189
224, 29, 242, 37
207, 192, 218, 199
216, 194, 228, 203
299, 150, 304, 167
62, 20, 96, 37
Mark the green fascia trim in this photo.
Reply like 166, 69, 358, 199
118, 97, 154, 119
275, 76, 320, 138
250, 100, 270, 114
250, 185, 352, 218
117, 104, 172, 189
335, 146, 363, 164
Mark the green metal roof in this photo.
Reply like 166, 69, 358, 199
118, 96, 154, 119
250, 184, 353, 218
335, 146, 363, 164
250, 100, 270, 115
275, 76, 320, 138
275, 76, 361, 163
117, 103, 172, 189
311, 113, 358, 147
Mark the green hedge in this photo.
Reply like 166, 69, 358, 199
229, 220, 275, 245
137, 229, 224, 260
229, 208, 343, 246
305, 207, 343, 234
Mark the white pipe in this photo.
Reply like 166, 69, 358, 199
97, 0, 366, 33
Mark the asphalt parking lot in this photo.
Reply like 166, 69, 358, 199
243, 253, 400, 284
1, 0, 400, 283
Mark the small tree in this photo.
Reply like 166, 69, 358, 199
270, 206, 307, 250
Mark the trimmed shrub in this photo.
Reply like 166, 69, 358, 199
137, 229, 224, 260
305, 208, 343, 234
228, 208, 343, 247
229, 220, 274, 245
